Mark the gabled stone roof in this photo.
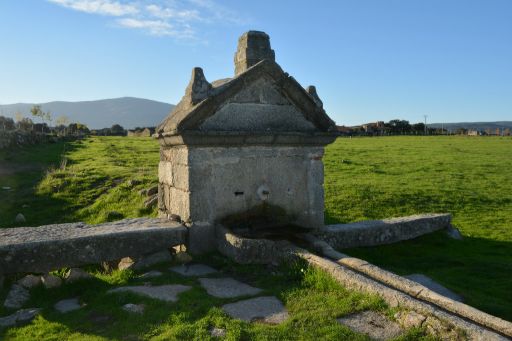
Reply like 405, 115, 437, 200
157, 31, 337, 145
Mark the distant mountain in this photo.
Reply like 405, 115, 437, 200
0, 97, 175, 129
429, 121, 512, 131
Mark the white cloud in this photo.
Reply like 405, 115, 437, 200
47, 0, 246, 40
48, 0, 138, 16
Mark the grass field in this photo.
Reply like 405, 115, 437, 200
1, 135, 511, 327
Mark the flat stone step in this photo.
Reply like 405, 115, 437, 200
222, 296, 289, 324
54, 298, 83, 313
108, 284, 192, 302
337, 311, 403, 341
199, 278, 262, 298
0, 218, 186, 274
170, 264, 218, 277
404, 274, 464, 302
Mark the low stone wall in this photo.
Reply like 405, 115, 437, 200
0, 218, 186, 275
316, 214, 451, 249
0, 131, 56, 149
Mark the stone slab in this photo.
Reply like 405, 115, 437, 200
122, 303, 145, 314
404, 274, 464, 302
0, 308, 41, 328
54, 298, 82, 313
337, 311, 403, 341
0, 218, 186, 274
222, 296, 289, 324
170, 264, 218, 277
318, 214, 451, 249
4, 284, 30, 309
139, 270, 163, 279
108, 285, 192, 302
199, 278, 262, 298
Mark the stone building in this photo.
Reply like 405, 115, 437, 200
156, 31, 337, 253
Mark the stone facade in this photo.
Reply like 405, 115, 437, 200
156, 31, 337, 253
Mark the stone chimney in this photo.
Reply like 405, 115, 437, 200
234, 31, 275, 76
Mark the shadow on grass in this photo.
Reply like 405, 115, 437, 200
343, 230, 512, 321
0, 140, 87, 228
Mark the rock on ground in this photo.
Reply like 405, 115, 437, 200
41, 274, 62, 289
210, 327, 226, 337
338, 311, 403, 341
4, 284, 30, 309
446, 226, 463, 240
15, 213, 26, 224
222, 296, 289, 324
118, 250, 173, 271
66, 268, 93, 283
108, 285, 192, 303
170, 264, 218, 277
139, 270, 163, 279
174, 252, 193, 264
54, 298, 83, 313
0, 308, 41, 328
404, 274, 463, 302
395, 310, 427, 329
18, 275, 42, 289
199, 278, 262, 298
122, 303, 145, 314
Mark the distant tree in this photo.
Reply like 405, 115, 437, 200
30, 105, 53, 132
455, 128, 468, 135
18, 118, 34, 131
412, 123, 425, 134
110, 124, 126, 136
385, 119, 411, 134
14, 112, 24, 124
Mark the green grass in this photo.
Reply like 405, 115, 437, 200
0, 255, 409, 340
324, 136, 512, 320
1, 135, 511, 335
0, 136, 159, 227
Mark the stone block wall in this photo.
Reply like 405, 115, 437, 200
158, 145, 325, 229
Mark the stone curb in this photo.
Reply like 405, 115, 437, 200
300, 234, 512, 338
290, 246, 508, 341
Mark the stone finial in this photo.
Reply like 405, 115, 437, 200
185, 67, 212, 105
306, 85, 323, 108
234, 31, 275, 76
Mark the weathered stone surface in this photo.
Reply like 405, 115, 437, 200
446, 226, 463, 240
404, 274, 463, 302
170, 264, 217, 277
0, 308, 41, 328
41, 274, 62, 289
15, 213, 26, 224
144, 195, 158, 208
54, 298, 82, 313
18, 275, 41, 289
122, 303, 145, 314
396, 311, 427, 329
119, 250, 173, 271
210, 327, 226, 337
294, 247, 508, 340
317, 214, 452, 249
139, 270, 163, 279
338, 311, 403, 341
174, 251, 193, 264
0, 218, 186, 274
234, 31, 275, 76
306, 85, 323, 108
222, 296, 289, 324
216, 224, 289, 264
108, 285, 192, 302
185, 67, 212, 105
66, 268, 93, 283
4, 284, 30, 309
199, 278, 261, 298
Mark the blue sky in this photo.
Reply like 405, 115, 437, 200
0, 0, 511, 126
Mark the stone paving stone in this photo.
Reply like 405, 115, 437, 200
337, 311, 403, 341
4, 284, 30, 309
210, 327, 227, 337
199, 278, 262, 298
0, 308, 41, 328
404, 274, 463, 302
108, 285, 192, 302
222, 296, 289, 324
122, 303, 145, 314
170, 264, 218, 277
139, 270, 163, 279
54, 298, 82, 313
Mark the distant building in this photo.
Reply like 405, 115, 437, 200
467, 130, 479, 136
127, 127, 155, 137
